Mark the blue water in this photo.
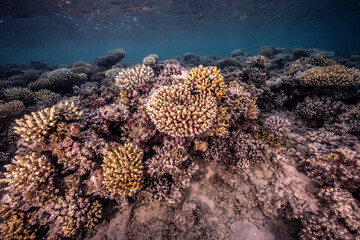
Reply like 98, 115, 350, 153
1, 0, 360, 65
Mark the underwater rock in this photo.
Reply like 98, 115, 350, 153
94, 49, 126, 68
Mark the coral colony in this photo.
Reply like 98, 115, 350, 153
0, 47, 359, 239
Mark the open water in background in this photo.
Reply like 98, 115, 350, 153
0, 0, 360, 65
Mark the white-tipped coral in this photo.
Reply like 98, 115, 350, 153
146, 84, 217, 137
13, 106, 59, 142
115, 64, 154, 90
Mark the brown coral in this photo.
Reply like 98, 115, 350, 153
207, 105, 230, 136
102, 143, 143, 196
299, 65, 360, 86
0, 100, 25, 118
4, 87, 35, 105
146, 84, 217, 137
28, 78, 52, 91
115, 64, 154, 90
185, 65, 227, 100
55, 100, 83, 121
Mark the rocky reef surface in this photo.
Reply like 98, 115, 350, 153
0, 47, 359, 240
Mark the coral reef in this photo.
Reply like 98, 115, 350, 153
143, 54, 159, 66
146, 84, 217, 137
102, 143, 143, 196
299, 65, 360, 86
263, 115, 291, 136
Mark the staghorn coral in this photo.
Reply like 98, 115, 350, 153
13, 106, 59, 142
0, 100, 25, 118
299, 65, 360, 86
4, 152, 54, 197
263, 115, 291, 136
4, 87, 34, 105
146, 84, 217, 137
102, 143, 143, 196
28, 78, 52, 91
0, 205, 37, 240
115, 64, 154, 91
185, 65, 227, 100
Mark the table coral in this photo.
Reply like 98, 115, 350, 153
115, 64, 154, 91
299, 65, 360, 86
185, 65, 227, 100
102, 143, 143, 196
147, 84, 217, 137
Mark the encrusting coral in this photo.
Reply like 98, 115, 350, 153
185, 65, 227, 100
102, 143, 143, 196
146, 84, 217, 137
115, 64, 154, 91
299, 65, 360, 86
0, 100, 25, 118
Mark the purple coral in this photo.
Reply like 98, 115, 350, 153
264, 115, 291, 136
99, 103, 129, 122
156, 63, 188, 86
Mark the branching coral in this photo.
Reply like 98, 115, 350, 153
47, 68, 83, 91
225, 86, 259, 127
4, 152, 54, 199
0, 100, 25, 118
303, 54, 337, 66
28, 78, 52, 91
263, 115, 291, 136
0, 205, 37, 240
145, 138, 199, 203
146, 84, 217, 137
246, 55, 271, 70
13, 106, 59, 142
99, 103, 129, 122
185, 65, 227, 100
102, 143, 143, 196
4, 87, 34, 105
207, 105, 230, 136
156, 63, 188, 86
299, 65, 360, 86
299, 147, 360, 194
115, 64, 154, 91
55, 100, 83, 121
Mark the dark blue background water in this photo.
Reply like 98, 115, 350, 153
1, 0, 360, 65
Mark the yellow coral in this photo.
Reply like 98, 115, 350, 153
208, 105, 230, 136
255, 129, 283, 148
102, 143, 143, 196
299, 65, 360, 86
0, 100, 25, 118
146, 84, 217, 137
0, 205, 36, 240
185, 65, 227, 100
55, 100, 82, 121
